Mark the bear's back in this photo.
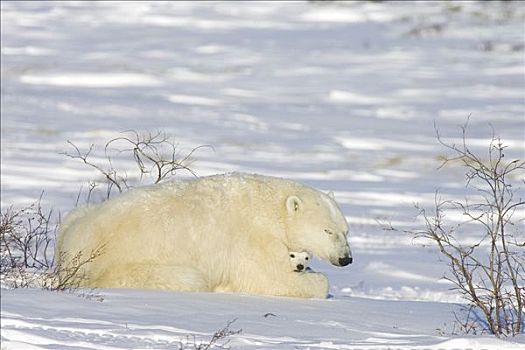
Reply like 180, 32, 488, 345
148, 172, 304, 203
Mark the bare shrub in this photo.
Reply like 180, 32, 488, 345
45, 246, 105, 292
180, 319, 242, 350
392, 122, 524, 337
63, 130, 209, 203
1, 195, 56, 288
1, 194, 55, 271
0, 195, 101, 291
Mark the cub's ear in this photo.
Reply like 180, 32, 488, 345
327, 191, 335, 199
286, 195, 302, 215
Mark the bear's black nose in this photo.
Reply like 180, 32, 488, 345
339, 256, 353, 266
296, 264, 304, 271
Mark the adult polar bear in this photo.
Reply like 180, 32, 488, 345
57, 173, 352, 298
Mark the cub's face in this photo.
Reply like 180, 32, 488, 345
284, 190, 352, 267
289, 251, 310, 272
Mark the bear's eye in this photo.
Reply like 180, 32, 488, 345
324, 229, 333, 235
305, 257, 309, 260
290, 254, 295, 258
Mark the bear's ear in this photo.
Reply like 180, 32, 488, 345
327, 191, 335, 199
286, 195, 302, 215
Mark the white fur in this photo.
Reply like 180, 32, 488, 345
320, 194, 337, 221
56, 173, 352, 298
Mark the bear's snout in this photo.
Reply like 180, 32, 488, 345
338, 256, 353, 266
296, 264, 304, 272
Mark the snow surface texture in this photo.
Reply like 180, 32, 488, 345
1, 1, 524, 349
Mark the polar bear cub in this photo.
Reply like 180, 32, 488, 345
289, 251, 311, 272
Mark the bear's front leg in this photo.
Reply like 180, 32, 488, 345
287, 270, 329, 298
243, 268, 329, 298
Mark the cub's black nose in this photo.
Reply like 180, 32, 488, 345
339, 256, 353, 266
296, 264, 304, 271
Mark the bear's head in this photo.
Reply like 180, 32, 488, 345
284, 190, 352, 267
289, 251, 310, 272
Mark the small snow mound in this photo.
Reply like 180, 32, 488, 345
19, 73, 163, 88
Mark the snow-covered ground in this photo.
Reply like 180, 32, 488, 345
1, 1, 524, 349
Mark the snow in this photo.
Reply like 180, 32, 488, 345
19, 73, 164, 88
1, 1, 524, 349
2, 289, 521, 350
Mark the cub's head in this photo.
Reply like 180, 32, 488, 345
284, 189, 352, 267
289, 251, 310, 272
